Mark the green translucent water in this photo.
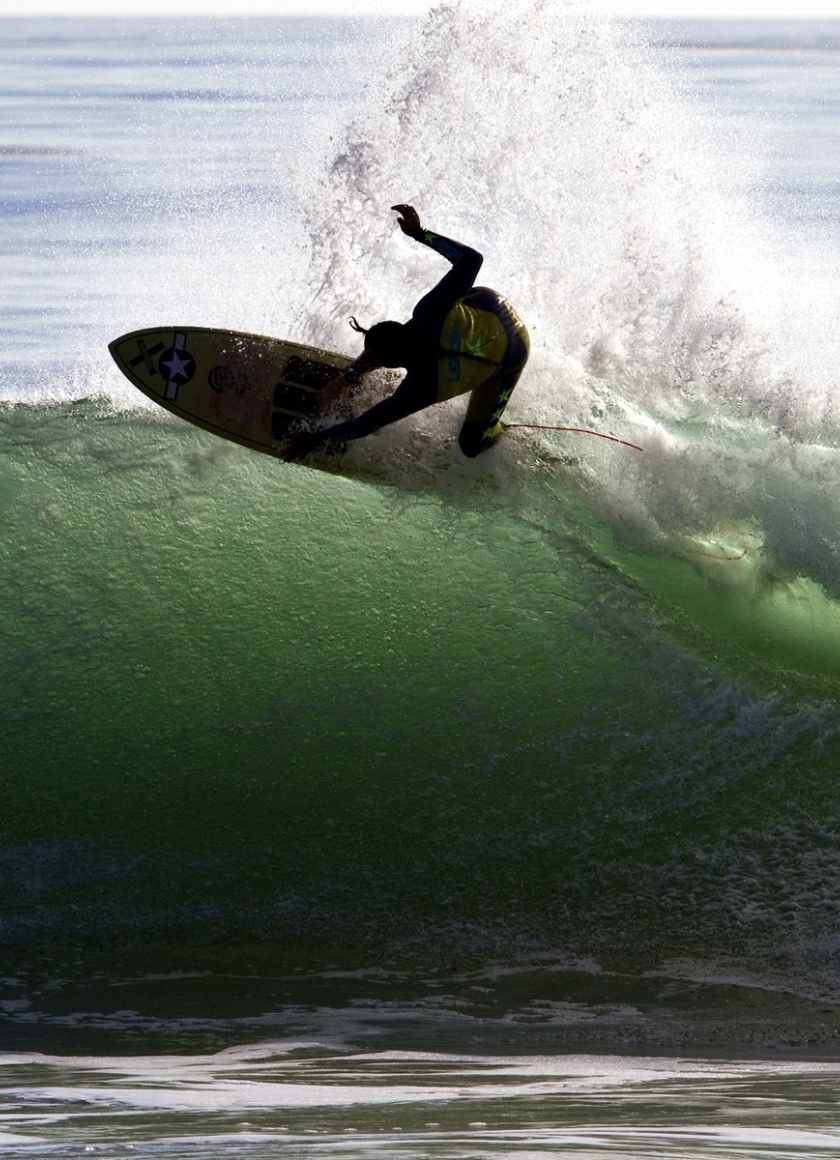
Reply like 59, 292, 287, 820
3, 400, 840, 992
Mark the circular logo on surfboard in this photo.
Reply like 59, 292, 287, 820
208, 365, 251, 395
158, 346, 196, 387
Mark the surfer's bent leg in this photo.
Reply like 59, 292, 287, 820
458, 313, 530, 458
458, 367, 525, 457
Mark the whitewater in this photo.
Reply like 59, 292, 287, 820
5, 8, 840, 1154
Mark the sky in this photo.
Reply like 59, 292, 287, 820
0, 0, 839, 15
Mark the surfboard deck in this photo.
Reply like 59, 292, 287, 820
109, 326, 354, 459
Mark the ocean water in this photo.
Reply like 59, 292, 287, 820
5, 7, 840, 1154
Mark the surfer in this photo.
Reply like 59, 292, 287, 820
282, 205, 529, 461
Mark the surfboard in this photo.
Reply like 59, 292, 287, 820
108, 326, 353, 458
108, 324, 558, 489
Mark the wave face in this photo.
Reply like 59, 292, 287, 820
4, 6, 840, 1020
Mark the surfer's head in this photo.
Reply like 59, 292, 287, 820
349, 317, 420, 368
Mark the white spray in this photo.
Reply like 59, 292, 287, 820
291, 0, 840, 602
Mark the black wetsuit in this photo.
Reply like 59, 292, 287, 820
320, 229, 529, 457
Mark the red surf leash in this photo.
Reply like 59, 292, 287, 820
503, 422, 644, 453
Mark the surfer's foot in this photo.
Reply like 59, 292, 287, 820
477, 421, 505, 454
458, 419, 505, 458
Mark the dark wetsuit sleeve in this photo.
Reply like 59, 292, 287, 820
315, 370, 430, 444
343, 351, 380, 385
410, 231, 483, 323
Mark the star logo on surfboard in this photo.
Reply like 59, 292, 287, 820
158, 332, 196, 400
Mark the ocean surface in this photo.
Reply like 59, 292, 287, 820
5, 7, 840, 1155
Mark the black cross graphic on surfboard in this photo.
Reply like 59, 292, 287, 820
129, 338, 165, 375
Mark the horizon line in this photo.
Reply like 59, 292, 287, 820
2, 8, 840, 16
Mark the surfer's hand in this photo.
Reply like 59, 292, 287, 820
282, 429, 324, 462
392, 204, 423, 240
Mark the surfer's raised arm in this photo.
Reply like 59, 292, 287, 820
392, 204, 479, 264
283, 204, 528, 463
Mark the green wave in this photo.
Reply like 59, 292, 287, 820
2, 400, 840, 992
